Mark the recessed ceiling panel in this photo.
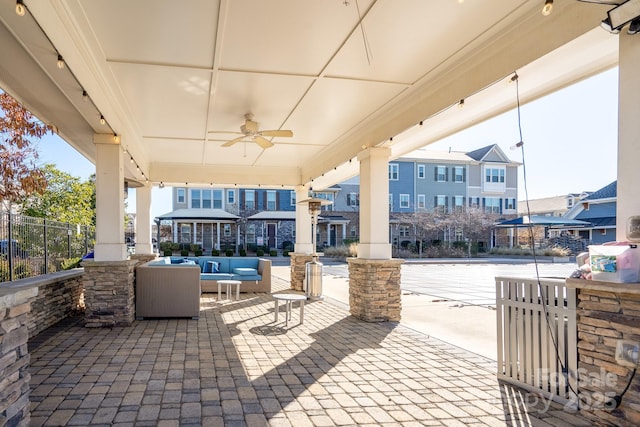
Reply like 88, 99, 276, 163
80, 0, 219, 67
326, 0, 529, 84
145, 138, 206, 164
109, 62, 211, 138
208, 70, 314, 134
284, 77, 407, 146
220, 0, 374, 75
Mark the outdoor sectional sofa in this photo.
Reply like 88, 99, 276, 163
141, 256, 272, 293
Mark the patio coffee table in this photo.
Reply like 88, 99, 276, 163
217, 280, 241, 301
272, 293, 306, 327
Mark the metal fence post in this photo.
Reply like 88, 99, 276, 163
67, 223, 72, 259
43, 219, 48, 274
8, 212, 13, 281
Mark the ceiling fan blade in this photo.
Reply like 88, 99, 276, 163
254, 135, 274, 149
208, 130, 243, 134
260, 129, 293, 138
222, 135, 246, 147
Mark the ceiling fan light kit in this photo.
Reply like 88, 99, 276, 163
210, 113, 293, 149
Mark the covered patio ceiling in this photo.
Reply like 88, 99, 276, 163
0, 0, 617, 190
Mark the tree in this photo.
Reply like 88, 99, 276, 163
0, 93, 52, 210
22, 165, 95, 225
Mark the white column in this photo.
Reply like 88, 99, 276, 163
173, 223, 178, 242
357, 147, 391, 259
216, 222, 221, 250
135, 183, 153, 254
193, 221, 197, 245
294, 185, 313, 254
342, 223, 347, 243
617, 32, 640, 241
93, 134, 127, 261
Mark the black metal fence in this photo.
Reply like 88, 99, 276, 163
0, 212, 95, 282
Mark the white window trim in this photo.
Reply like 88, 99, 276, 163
399, 194, 410, 208
389, 163, 399, 181
417, 164, 426, 179
417, 194, 426, 209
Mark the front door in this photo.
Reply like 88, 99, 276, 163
267, 223, 277, 249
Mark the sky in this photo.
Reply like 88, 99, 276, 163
35, 67, 619, 218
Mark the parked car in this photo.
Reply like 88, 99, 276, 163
0, 240, 29, 258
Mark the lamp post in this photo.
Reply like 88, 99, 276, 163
298, 196, 332, 299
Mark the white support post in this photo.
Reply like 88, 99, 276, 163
357, 147, 392, 259
93, 134, 127, 261
617, 32, 640, 241
294, 185, 313, 254
135, 183, 153, 254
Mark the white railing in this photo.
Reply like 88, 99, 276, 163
496, 276, 578, 404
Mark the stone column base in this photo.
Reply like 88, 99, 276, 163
289, 253, 314, 292
347, 257, 404, 322
82, 260, 137, 327
130, 253, 157, 266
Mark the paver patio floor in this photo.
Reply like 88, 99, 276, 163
29, 275, 591, 426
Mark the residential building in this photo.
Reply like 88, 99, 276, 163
158, 144, 520, 251
517, 192, 591, 217
563, 181, 617, 244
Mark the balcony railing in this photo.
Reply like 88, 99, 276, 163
0, 212, 95, 282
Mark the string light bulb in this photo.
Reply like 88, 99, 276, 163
82, 90, 88, 102
99, 115, 106, 125
458, 99, 465, 109
56, 54, 65, 69
159, 182, 165, 188
15, 0, 25, 16
542, 0, 553, 16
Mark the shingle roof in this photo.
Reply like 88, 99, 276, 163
583, 181, 616, 201
465, 144, 496, 161
247, 211, 296, 220
157, 209, 239, 220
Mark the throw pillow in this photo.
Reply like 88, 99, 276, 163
204, 261, 215, 274
212, 261, 220, 273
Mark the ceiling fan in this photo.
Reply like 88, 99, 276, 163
208, 113, 293, 149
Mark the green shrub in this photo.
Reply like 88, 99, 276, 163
171, 243, 180, 251
180, 249, 189, 256
225, 249, 234, 256
269, 249, 277, 256
239, 249, 247, 256
163, 249, 173, 256
190, 244, 201, 252
211, 249, 220, 256
194, 249, 203, 256
246, 243, 257, 253
159, 241, 173, 252
282, 241, 294, 251
61, 257, 82, 270
256, 249, 264, 256
13, 263, 32, 280
283, 250, 290, 257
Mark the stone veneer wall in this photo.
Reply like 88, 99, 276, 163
289, 253, 313, 292
0, 285, 37, 427
347, 258, 403, 322
82, 260, 138, 328
28, 271, 84, 338
570, 281, 640, 427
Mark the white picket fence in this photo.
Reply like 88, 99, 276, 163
496, 276, 578, 404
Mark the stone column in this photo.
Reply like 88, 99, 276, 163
135, 183, 153, 254
617, 31, 640, 241
0, 286, 37, 427
82, 259, 138, 327
289, 253, 314, 292
348, 147, 402, 322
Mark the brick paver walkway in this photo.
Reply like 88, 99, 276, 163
29, 277, 591, 426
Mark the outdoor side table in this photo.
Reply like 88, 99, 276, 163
272, 294, 306, 327
217, 280, 241, 301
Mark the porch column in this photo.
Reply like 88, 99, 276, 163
93, 134, 126, 261
617, 32, 640, 240
216, 222, 221, 250
135, 183, 153, 254
83, 134, 136, 327
291, 185, 313, 291
349, 147, 402, 322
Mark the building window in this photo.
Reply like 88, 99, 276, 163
389, 163, 399, 180
485, 197, 501, 214
227, 190, 235, 205
436, 166, 447, 182
567, 197, 574, 208
389, 194, 393, 211
180, 224, 191, 243
347, 192, 359, 207
399, 225, 410, 237
202, 190, 212, 208
417, 194, 426, 209
469, 197, 480, 208
435, 195, 447, 213
505, 198, 516, 210
454, 195, 464, 211
224, 224, 231, 237
350, 226, 357, 237
267, 191, 276, 211
400, 194, 410, 208
313, 192, 334, 211
246, 224, 255, 243
290, 191, 296, 206
191, 189, 201, 208
177, 188, 185, 204
485, 167, 505, 183
455, 228, 464, 241
245, 190, 255, 210
212, 190, 223, 209
418, 164, 425, 179
454, 166, 464, 183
